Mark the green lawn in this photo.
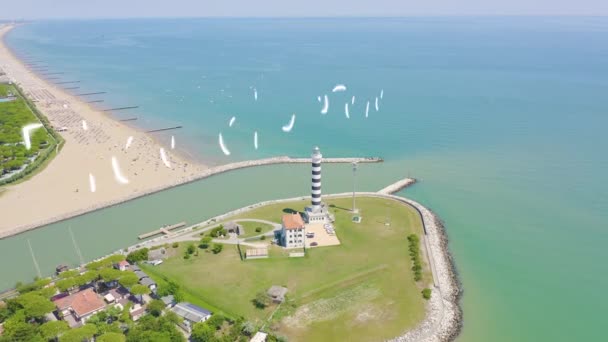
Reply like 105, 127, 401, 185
234, 221, 276, 239
151, 196, 431, 342
0, 84, 61, 186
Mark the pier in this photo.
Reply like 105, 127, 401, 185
40, 72, 64, 76
46, 77, 60, 80
119, 117, 138, 122
102, 106, 138, 112
76, 91, 106, 96
146, 126, 182, 133
63, 87, 80, 90
378, 178, 417, 195
138, 222, 186, 240
86, 99, 104, 104
56, 80, 80, 85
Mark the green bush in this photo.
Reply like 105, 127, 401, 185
172, 242, 179, 248
126, 248, 149, 264
199, 236, 212, 249
212, 243, 224, 254
422, 288, 432, 300
407, 234, 423, 282
255, 227, 262, 233
186, 244, 196, 255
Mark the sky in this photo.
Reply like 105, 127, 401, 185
2, 0, 608, 19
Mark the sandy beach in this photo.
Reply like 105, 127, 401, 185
0, 24, 207, 236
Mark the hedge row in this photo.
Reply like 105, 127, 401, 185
407, 234, 422, 282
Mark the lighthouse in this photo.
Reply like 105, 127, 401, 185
311, 146, 322, 210
305, 146, 331, 224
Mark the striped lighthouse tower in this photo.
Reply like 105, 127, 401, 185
311, 146, 322, 210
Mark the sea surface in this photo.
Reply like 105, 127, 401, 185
2, 17, 608, 341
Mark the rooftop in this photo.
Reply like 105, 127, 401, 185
172, 302, 212, 322
53, 288, 105, 318
282, 213, 305, 230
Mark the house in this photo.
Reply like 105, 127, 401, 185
171, 302, 212, 326
148, 248, 167, 261
251, 332, 268, 342
114, 260, 130, 271
224, 221, 243, 235
280, 213, 305, 248
160, 295, 175, 308
140, 277, 157, 291
53, 288, 106, 327
129, 304, 146, 321
266, 286, 288, 304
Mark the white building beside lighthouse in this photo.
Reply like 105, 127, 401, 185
304, 146, 332, 224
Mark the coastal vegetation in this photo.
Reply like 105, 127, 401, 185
144, 196, 431, 342
0, 83, 62, 186
407, 234, 423, 281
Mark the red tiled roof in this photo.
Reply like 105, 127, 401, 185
118, 260, 130, 267
282, 213, 305, 230
53, 288, 105, 318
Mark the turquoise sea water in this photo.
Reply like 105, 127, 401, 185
2, 18, 608, 341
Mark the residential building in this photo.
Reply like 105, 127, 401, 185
281, 213, 305, 248
114, 260, 130, 271
172, 302, 212, 326
251, 331, 268, 342
53, 288, 106, 327
160, 295, 175, 308
129, 304, 146, 321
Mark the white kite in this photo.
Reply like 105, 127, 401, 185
365, 101, 370, 118
171, 135, 175, 149
351, 96, 355, 105
111, 156, 129, 184
88, 173, 96, 193
21, 123, 43, 150
332, 84, 347, 92
254, 88, 258, 101
254, 131, 258, 150
282, 114, 296, 132
344, 103, 350, 119
125, 136, 134, 150
82, 120, 88, 131
375, 97, 379, 111
218, 133, 231, 155
380, 89, 384, 99
160, 148, 171, 168
229, 116, 236, 127
321, 95, 329, 114
317, 96, 321, 102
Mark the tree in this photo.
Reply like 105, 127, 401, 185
187, 244, 196, 255
147, 299, 166, 317
126, 248, 149, 264
199, 236, 212, 249
99, 268, 123, 282
253, 291, 270, 309
59, 324, 97, 342
2, 310, 43, 341
96, 332, 126, 342
206, 314, 225, 330
17, 292, 55, 320
55, 278, 76, 293
130, 284, 151, 296
241, 321, 255, 336
118, 272, 139, 288
255, 227, 262, 233
39, 320, 69, 341
211, 244, 224, 254
191, 322, 215, 342
58, 270, 79, 279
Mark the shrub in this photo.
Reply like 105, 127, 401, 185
253, 291, 270, 309
260, 235, 266, 240
407, 234, 423, 282
186, 244, 196, 255
422, 288, 432, 300
199, 236, 212, 249
172, 242, 179, 248
255, 227, 262, 233
126, 248, 149, 264
212, 243, 224, 254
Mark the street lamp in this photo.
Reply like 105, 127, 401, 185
352, 161, 358, 213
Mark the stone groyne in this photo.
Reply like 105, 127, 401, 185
0, 156, 381, 240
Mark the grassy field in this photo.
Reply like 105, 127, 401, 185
150, 196, 431, 342
0, 83, 61, 186
235, 221, 276, 238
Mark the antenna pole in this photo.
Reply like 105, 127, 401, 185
27, 239, 42, 279
69, 226, 85, 266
